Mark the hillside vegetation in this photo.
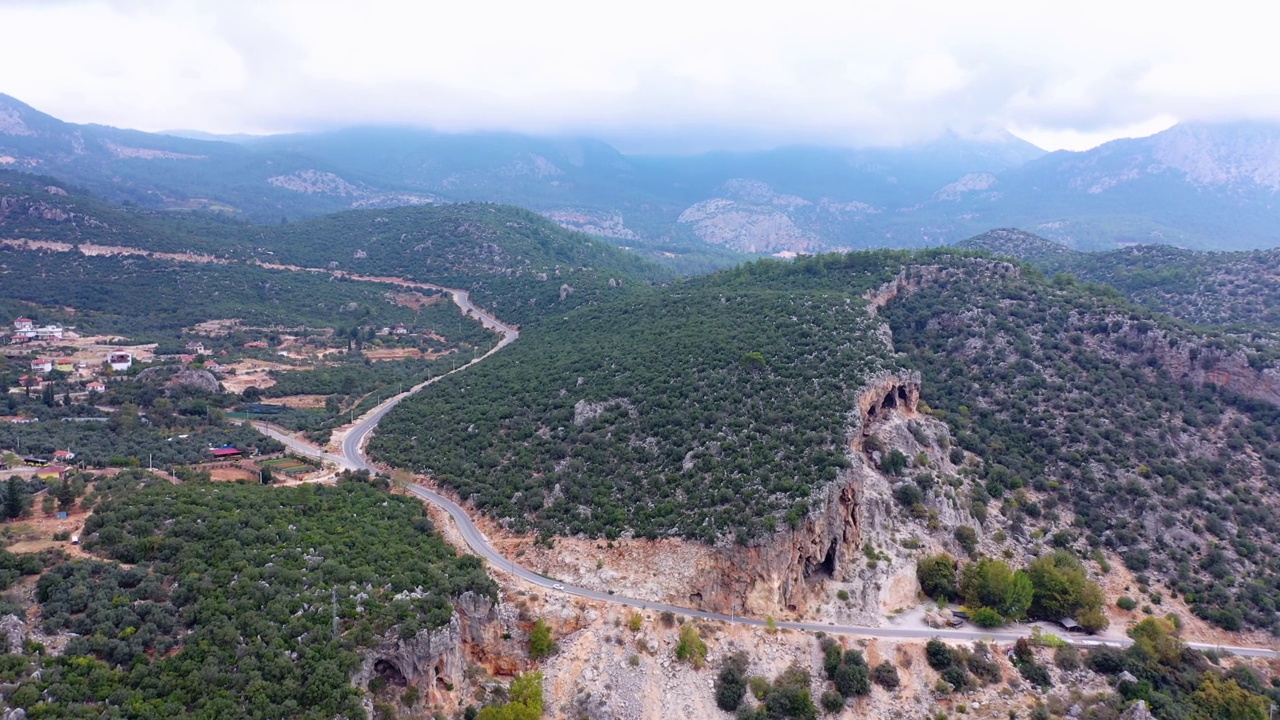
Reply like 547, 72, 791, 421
879, 258, 1280, 633
1, 472, 495, 719
1, 174, 673, 327
371, 271, 898, 543
375, 249, 1280, 634
960, 229, 1280, 331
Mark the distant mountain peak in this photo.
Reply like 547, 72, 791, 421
1150, 121, 1280, 189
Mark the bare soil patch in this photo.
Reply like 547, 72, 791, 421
190, 318, 242, 336
387, 291, 446, 311
260, 394, 328, 409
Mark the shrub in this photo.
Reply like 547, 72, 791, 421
1018, 661, 1052, 688
820, 690, 844, 713
628, 612, 643, 631
966, 646, 1002, 684
893, 482, 924, 508
836, 589, 850, 601
1053, 645, 1080, 671
881, 450, 908, 475
833, 661, 870, 698
715, 656, 748, 712
1117, 596, 1138, 612
1086, 646, 1128, 675
675, 624, 707, 669
871, 661, 900, 690
748, 676, 771, 701
926, 639, 954, 671
971, 607, 1005, 628
954, 526, 979, 556
941, 665, 969, 692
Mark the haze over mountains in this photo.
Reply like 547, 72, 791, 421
5, 92, 1280, 258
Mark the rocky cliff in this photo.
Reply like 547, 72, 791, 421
353, 591, 523, 716
681, 367, 985, 620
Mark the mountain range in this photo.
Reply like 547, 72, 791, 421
5, 93, 1280, 257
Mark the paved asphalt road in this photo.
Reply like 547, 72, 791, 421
266, 281, 1279, 660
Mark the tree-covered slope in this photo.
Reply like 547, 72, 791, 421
373, 248, 1280, 633
959, 228, 1280, 331
2, 473, 495, 719
879, 260, 1280, 632
0, 180, 674, 328
249, 203, 673, 326
369, 272, 899, 544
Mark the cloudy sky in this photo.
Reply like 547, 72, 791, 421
0, 0, 1272, 152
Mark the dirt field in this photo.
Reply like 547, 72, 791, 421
387, 291, 446, 311
259, 394, 328, 409
209, 466, 260, 482
219, 358, 300, 393
363, 347, 456, 362
190, 318, 242, 336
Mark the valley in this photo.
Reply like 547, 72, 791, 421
3, 129, 1280, 720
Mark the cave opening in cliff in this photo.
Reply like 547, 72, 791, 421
435, 660, 450, 693
374, 659, 407, 687
897, 385, 909, 406
803, 539, 841, 579
881, 390, 898, 411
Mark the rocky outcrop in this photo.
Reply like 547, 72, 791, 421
852, 370, 922, 443
353, 592, 521, 714
863, 260, 1019, 316
0, 613, 26, 654
1119, 700, 1158, 720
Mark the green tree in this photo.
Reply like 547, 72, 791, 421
476, 671, 543, 720
916, 553, 957, 600
1025, 550, 1103, 621
528, 619, 553, 659
960, 558, 1033, 621
4, 477, 24, 520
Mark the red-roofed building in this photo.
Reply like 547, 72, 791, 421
35, 466, 68, 481
30, 358, 53, 374
209, 446, 243, 459
86, 381, 106, 393
243, 341, 268, 349
13, 318, 34, 332
53, 449, 76, 461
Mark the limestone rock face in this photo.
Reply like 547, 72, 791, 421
0, 613, 27, 654
1119, 700, 1158, 720
167, 369, 221, 394
354, 592, 519, 712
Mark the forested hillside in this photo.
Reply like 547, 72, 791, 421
373, 249, 1280, 634
1, 175, 674, 328
0, 246, 486, 342
879, 259, 1280, 632
249, 204, 673, 326
370, 269, 899, 543
0, 472, 495, 719
960, 229, 1280, 331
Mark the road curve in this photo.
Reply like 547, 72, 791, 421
266, 279, 1278, 660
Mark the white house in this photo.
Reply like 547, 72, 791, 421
30, 357, 53, 374
34, 325, 64, 341
108, 351, 133, 371
13, 317, 34, 333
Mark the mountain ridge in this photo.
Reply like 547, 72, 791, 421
5, 93, 1280, 257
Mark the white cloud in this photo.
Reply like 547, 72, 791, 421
1, 0, 1278, 150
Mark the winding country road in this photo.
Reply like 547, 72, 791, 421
264, 281, 1279, 661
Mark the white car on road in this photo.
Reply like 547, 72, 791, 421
551, 583, 565, 591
